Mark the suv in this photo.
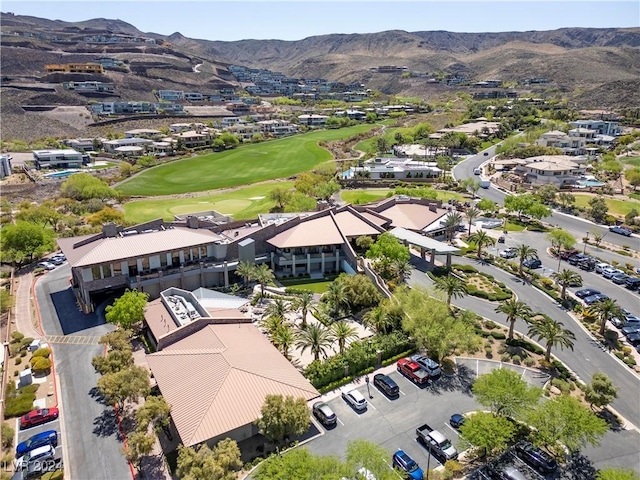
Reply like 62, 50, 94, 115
342, 388, 367, 411
373, 374, 399, 398
595, 262, 611, 274
625, 277, 640, 291
16, 430, 58, 456
568, 253, 589, 266
514, 441, 558, 473
609, 226, 632, 237
392, 450, 424, 480
411, 354, 441, 377
499, 248, 517, 259
15, 444, 55, 470
312, 402, 337, 427
602, 267, 624, 279
611, 273, 630, 285
522, 258, 542, 269
578, 258, 597, 271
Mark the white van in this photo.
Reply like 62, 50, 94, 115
473, 167, 482, 175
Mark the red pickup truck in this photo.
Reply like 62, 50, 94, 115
397, 358, 429, 385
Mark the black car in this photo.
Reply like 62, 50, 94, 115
578, 258, 597, 272
514, 441, 558, 473
625, 277, 640, 291
575, 288, 601, 299
584, 293, 610, 305
626, 333, 640, 346
568, 254, 589, 266
373, 373, 399, 398
609, 226, 633, 237
621, 325, 640, 337
311, 402, 337, 427
522, 258, 542, 269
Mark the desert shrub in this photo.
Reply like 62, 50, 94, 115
15, 357, 21, 365
30, 356, 51, 373
445, 460, 463, 478
540, 278, 554, 289
511, 355, 521, 365
19, 337, 34, 348
32, 347, 51, 358
20, 350, 27, 358
1, 422, 14, 449
484, 320, 497, 330
501, 353, 511, 362
624, 356, 637, 367
551, 378, 571, 394
10, 332, 24, 343
490, 331, 506, 340
3, 383, 38, 417
523, 357, 536, 367
622, 346, 632, 355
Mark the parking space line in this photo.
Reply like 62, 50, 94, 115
367, 401, 377, 411
399, 389, 406, 396
337, 418, 345, 426
444, 423, 459, 436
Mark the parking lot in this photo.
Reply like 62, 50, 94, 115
305, 364, 480, 471
14, 419, 63, 476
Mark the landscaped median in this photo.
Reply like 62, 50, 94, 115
428, 264, 513, 301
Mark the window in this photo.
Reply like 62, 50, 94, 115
91, 266, 101, 280
102, 264, 112, 278
112, 262, 122, 276
128, 259, 139, 276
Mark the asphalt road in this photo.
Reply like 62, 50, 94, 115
35, 265, 131, 480
452, 148, 640, 251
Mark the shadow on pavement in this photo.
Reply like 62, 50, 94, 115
89, 386, 107, 406
92, 407, 121, 439
561, 451, 597, 480
51, 288, 103, 334
425, 364, 475, 396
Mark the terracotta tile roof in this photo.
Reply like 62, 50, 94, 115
267, 215, 344, 248
57, 227, 225, 267
146, 323, 319, 446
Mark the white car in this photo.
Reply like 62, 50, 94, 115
602, 267, 624, 279
37, 261, 56, 271
341, 387, 367, 411
500, 248, 517, 259
594, 262, 611, 274
15, 444, 55, 470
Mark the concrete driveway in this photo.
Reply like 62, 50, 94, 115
35, 265, 132, 480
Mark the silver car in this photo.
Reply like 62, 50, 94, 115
341, 387, 367, 411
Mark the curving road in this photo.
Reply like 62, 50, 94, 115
453, 148, 640, 251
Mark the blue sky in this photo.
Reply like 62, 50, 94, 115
3, 1, 638, 41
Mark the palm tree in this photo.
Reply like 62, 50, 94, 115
465, 206, 481, 235
550, 269, 583, 300
293, 291, 314, 328
322, 281, 350, 317
263, 298, 290, 320
332, 321, 359, 354
468, 230, 495, 259
259, 315, 286, 338
295, 323, 335, 362
515, 244, 538, 277
362, 306, 393, 334
271, 324, 295, 359
495, 298, 533, 340
253, 263, 275, 299
527, 316, 576, 362
236, 261, 256, 287
442, 212, 463, 243
392, 258, 412, 283
433, 275, 467, 309
588, 298, 625, 336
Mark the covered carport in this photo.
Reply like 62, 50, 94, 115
389, 226, 460, 269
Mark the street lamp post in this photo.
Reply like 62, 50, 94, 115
365, 374, 371, 399
583, 232, 590, 254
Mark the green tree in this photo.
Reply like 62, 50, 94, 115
268, 187, 292, 211
236, 260, 256, 287
597, 468, 640, 480
322, 281, 350, 317
591, 230, 605, 248
293, 291, 314, 328
463, 178, 481, 199
264, 298, 290, 320
477, 198, 498, 213
346, 439, 397, 479
472, 368, 542, 418
135, 395, 171, 434
271, 323, 295, 359
504, 194, 536, 220
295, 323, 335, 362
1, 221, 56, 266
253, 448, 348, 479
468, 230, 495, 259
124, 430, 154, 474
92, 348, 134, 376
515, 244, 538, 277
536, 184, 559, 205
355, 235, 374, 252
0, 289, 13, 314
527, 395, 608, 455
589, 196, 609, 224
284, 192, 317, 213
104, 289, 149, 330
527, 316, 576, 362
87, 207, 126, 227
362, 306, 394, 335
255, 394, 311, 445
465, 206, 481, 235
551, 269, 582, 300
547, 228, 576, 267
1, 422, 15, 449
433, 275, 467, 309
334, 273, 382, 313
527, 202, 552, 220
98, 328, 133, 351
441, 212, 464, 242
495, 298, 532, 340
60, 173, 117, 200
459, 411, 516, 459
253, 263, 275, 298
176, 439, 242, 480
558, 192, 576, 210
366, 232, 410, 263
584, 372, 618, 410
96, 365, 151, 409
332, 321, 359, 354
588, 298, 624, 336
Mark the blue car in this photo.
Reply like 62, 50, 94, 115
392, 450, 424, 480
16, 430, 58, 456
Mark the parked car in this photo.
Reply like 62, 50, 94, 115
498, 466, 528, 480
341, 388, 367, 412
610, 309, 631, 328
497, 236, 505, 244
16, 430, 58, 456
584, 294, 610, 305
449, 413, 466, 429
20, 408, 59, 430
373, 374, 399, 398
410, 354, 441, 377
594, 262, 611, 274
560, 250, 579, 260
568, 254, 589, 266
312, 402, 337, 427
626, 333, 640, 346
621, 325, 640, 337
522, 258, 542, 269
499, 248, 517, 259
578, 258, 597, 272
392, 450, 424, 480
609, 226, 633, 237
625, 277, 640, 291
575, 288, 601, 299
15, 444, 56, 470
514, 441, 558, 473
611, 273, 631, 285
49, 257, 65, 266
602, 268, 624, 279
36, 261, 56, 271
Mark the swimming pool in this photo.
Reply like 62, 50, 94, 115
576, 180, 605, 187
44, 169, 80, 179
475, 217, 503, 229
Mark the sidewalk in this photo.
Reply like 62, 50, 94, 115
13, 271, 44, 339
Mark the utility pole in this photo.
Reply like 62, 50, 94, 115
365, 374, 371, 399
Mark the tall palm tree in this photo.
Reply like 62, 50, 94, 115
468, 230, 495, 259
442, 212, 463, 243
362, 306, 392, 334
236, 261, 256, 287
588, 298, 624, 336
332, 321, 359, 354
295, 323, 335, 362
253, 263, 275, 299
527, 316, 576, 362
495, 298, 533, 340
465, 206, 481, 235
259, 315, 286, 338
271, 324, 295, 360
515, 244, 538, 277
322, 281, 350, 317
293, 291, 314, 328
433, 275, 467, 309
263, 298, 290, 320
550, 269, 583, 300
392, 258, 412, 283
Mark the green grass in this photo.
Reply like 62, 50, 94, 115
117, 125, 376, 196
621, 156, 640, 167
504, 221, 526, 232
279, 279, 333, 293
573, 194, 640, 217
123, 181, 294, 224
340, 189, 392, 204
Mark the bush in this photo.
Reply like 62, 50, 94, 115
452, 264, 478, 274
551, 378, 571, 394
484, 320, 497, 330
19, 337, 34, 348
490, 331, 506, 340
1, 422, 14, 449
511, 355, 521, 365
523, 357, 536, 367
506, 338, 544, 355
624, 356, 637, 367
622, 346, 632, 355
444, 460, 463, 478
32, 347, 51, 358
3, 383, 38, 418
501, 353, 511, 362
15, 357, 21, 365
30, 356, 51, 373
10, 331, 24, 343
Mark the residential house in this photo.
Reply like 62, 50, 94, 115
569, 120, 620, 137
32, 149, 85, 169
124, 129, 163, 140
102, 137, 153, 153
172, 130, 212, 149
157, 90, 184, 101
256, 119, 297, 136
225, 123, 261, 141
297, 114, 328, 127
536, 130, 589, 155
63, 81, 115, 94
94, 57, 126, 70
45, 63, 104, 74
343, 157, 441, 180
66, 138, 99, 152
512, 155, 587, 186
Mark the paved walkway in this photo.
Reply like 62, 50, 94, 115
13, 271, 44, 339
